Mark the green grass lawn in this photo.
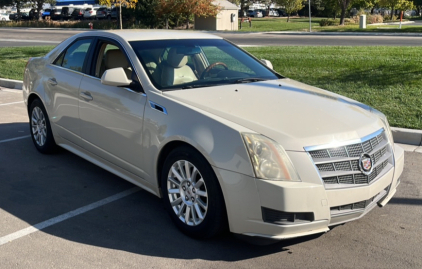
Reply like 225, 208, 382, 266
1, 45, 421, 129
238, 17, 422, 33
0, 46, 55, 81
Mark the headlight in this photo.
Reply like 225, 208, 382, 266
242, 133, 301, 181
371, 108, 394, 150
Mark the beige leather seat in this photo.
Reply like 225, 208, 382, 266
104, 49, 132, 79
161, 48, 197, 87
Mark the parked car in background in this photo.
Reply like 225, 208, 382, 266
23, 30, 404, 242
256, 9, 267, 17
247, 10, 263, 18
110, 7, 118, 20
42, 9, 51, 20
29, 8, 40, 20
9, 13, 20, 21
8, 12, 30, 21
95, 7, 110, 20
84, 7, 99, 20
268, 9, 279, 17
0, 13, 10, 21
61, 6, 74, 20
71, 8, 84, 20
276, 8, 287, 17
50, 8, 62, 20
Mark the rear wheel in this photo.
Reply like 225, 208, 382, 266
161, 146, 227, 239
29, 99, 57, 154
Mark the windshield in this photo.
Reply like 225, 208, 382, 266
129, 39, 280, 91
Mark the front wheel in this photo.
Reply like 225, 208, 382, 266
29, 99, 57, 154
161, 146, 227, 239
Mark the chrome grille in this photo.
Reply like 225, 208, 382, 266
330, 185, 390, 214
306, 129, 393, 188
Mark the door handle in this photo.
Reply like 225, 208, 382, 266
48, 78, 57, 86
80, 91, 93, 102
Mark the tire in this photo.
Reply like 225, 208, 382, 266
161, 146, 227, 239
29, 99, 57, 154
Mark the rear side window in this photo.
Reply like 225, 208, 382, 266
54, 39, 93, 73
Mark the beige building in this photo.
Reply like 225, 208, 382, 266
195, 0, 239, 31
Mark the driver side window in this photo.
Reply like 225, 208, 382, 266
94, 42, 132, 80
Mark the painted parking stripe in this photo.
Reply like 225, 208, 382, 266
0, 135, 31, 144
0, 187, 140, 246
0, 101, 24, 106
0, 38, 60, 44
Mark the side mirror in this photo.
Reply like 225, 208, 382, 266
261, 59, 273, 70
101, 67, 132, 87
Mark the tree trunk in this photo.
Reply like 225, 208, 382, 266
165, 17, 169, 29
119, 5, 122, 30
371, 7, 375, 15
391, 8, 394, 20
287, 14, 290, 22
339, 7, 346, 25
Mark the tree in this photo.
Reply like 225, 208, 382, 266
413, 0, 422, 15
275, 0, 304, 22
379, 0, 414, 19
337, 0, 354, 25
0, 0, 23, 14
156, 0, 219, 29
99, 0, 138, 29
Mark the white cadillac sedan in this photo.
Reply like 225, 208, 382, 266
23, 30, 404, 241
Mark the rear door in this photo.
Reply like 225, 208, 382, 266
45, 37, 94, 145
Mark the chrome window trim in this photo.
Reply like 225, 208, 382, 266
48, 63, 85, 76
304, 128, 384, 152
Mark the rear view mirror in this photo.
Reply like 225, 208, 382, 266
176, 46, 201, 55
101, 68, 132, 87
261, 59, 273, 70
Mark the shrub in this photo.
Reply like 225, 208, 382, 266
366, 14, 383, 24
383, 14, 398, 21
319, 18, 340, 26
344, 18, 358, 25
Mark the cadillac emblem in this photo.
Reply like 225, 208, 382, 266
359, 153, 373, 175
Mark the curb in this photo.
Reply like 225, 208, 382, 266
0, 78, 23, 90
391, 127, 422, 146
1, 78, 421, 146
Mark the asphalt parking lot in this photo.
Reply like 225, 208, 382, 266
0, 87, 421, 268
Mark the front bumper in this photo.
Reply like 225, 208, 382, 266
214, 144, 404, 240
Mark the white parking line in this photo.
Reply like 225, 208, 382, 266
0, 135, 31, 144
0, 38, 60, 44
0, 101, 24, 107
0, 187, 140, 246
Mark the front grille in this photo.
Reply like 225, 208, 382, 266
330, 185, 390, 214
306, 129, 393, 188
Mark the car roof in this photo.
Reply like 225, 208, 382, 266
77, 30, 223, 42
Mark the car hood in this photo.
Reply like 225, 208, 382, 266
164, 78, 385, 151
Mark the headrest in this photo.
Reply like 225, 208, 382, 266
167, 48, 188, 68
105, 49, 129, 69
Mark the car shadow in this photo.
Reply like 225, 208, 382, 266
0, 122, 321, 261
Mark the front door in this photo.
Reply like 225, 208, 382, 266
78, 40, 147, 178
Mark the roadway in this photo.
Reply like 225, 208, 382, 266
0, 87, 421, 268
1, 28, 422, 47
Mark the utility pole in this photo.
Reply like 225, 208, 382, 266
309, 0, 311, 32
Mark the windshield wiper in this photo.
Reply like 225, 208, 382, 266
181, 84, 221, 89
233, 78, 267, 84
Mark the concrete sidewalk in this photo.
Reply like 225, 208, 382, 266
2, 78, 421, 149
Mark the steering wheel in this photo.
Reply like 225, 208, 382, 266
200, 62, 228, 79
